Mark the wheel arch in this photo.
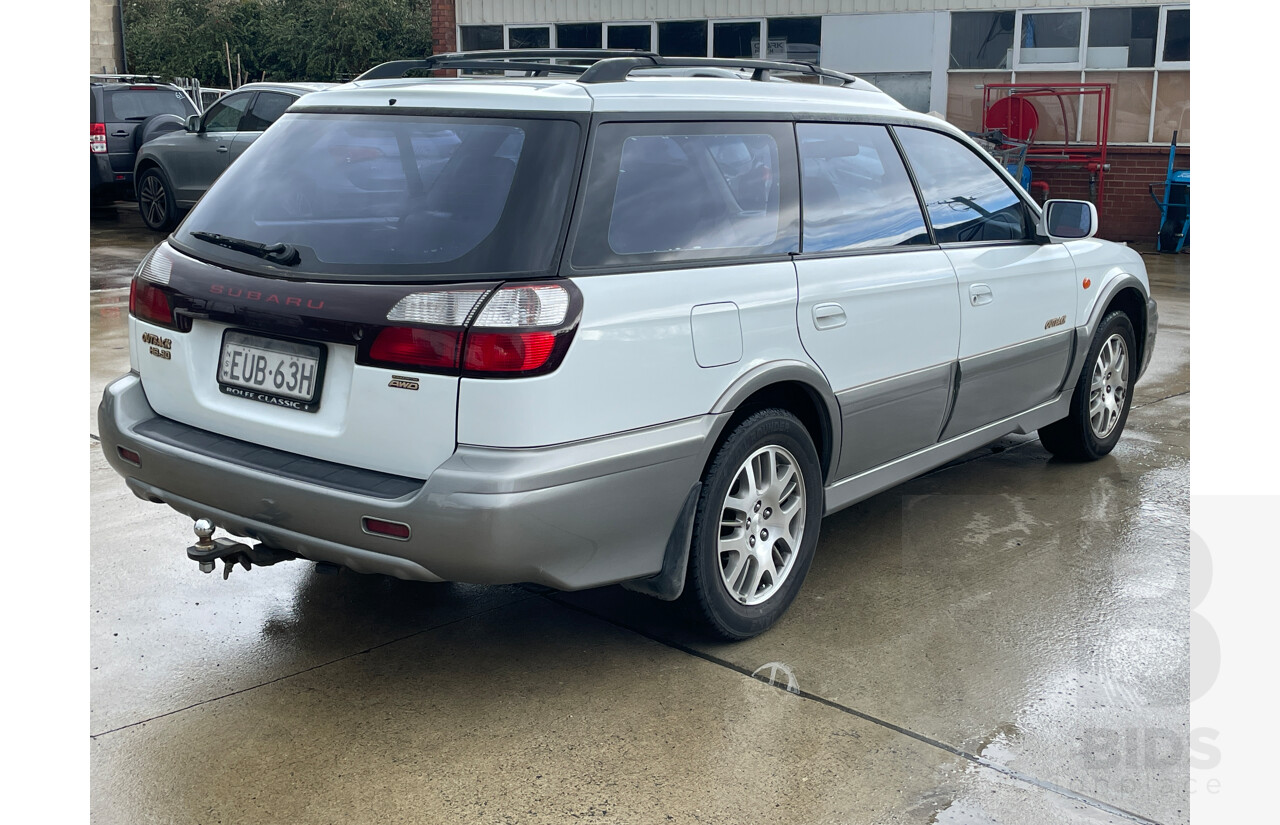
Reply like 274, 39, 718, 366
706, 362, 840, 487
1101, 285, 1148, 368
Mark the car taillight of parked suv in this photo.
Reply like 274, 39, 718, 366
99, 50, 1157, 639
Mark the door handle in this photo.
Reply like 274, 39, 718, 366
969, 284, 994, 306
111, 131, 129, 137
812, 303, 847, 330
216, 145, 229, 153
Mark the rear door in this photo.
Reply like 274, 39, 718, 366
103, 86, 196, 176
229, 91, 296, 163
894, 126, 1078, 438
792, 122, 960, 479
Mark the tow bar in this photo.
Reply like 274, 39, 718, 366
187, 518, 297, 579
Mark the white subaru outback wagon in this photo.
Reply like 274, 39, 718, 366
100, 50, 1158, 639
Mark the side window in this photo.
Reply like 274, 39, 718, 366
797, 123, 930, 252
572, 122, 799, 268
239, 92, 294, 132
894, 127, 1032, 244
203, 94, 253, 133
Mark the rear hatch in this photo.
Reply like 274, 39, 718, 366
101, 85, 197, 173
130, 109, 583, 480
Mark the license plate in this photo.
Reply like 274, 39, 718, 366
218, 330, 324, 412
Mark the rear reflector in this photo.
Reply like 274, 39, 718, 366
362, 517, 411, 540
117, 446, 141, 466
91, 122, 107, 154
368, 327, 461, 369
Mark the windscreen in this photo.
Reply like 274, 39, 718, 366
173, 113, 581, 280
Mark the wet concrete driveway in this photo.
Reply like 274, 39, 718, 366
90, 205, 1190, 824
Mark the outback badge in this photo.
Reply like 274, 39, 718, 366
1044, 315, 1067, 330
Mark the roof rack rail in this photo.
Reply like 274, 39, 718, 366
356, 50, 860, 86
356, 50, 661, 81
90, 73, 171, 84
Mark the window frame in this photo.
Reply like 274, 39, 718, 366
565, 117, 801, 274
1156, 5, 1190, 70
1012, 8, 1085, 72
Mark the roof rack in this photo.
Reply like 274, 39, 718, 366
355, 50, 860, 86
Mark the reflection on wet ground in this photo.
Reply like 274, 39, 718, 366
91, 204, 1190, 824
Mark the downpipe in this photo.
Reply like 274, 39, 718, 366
187, 518, 298, 579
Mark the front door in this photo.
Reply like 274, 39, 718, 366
894, 126, 1078, 439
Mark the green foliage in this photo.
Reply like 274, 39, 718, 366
123, 0, 434, 84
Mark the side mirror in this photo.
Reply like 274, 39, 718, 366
1037, 199, 1098, 241
185, 114, 201, 133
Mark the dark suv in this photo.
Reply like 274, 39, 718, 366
91, 77, 198, 206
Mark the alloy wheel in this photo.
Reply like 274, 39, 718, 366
717, 445, 806, 606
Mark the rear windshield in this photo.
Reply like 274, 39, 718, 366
173, 113, 581, 281
105, 88, 196, 121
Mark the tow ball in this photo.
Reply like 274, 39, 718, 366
187, 518, 297, 579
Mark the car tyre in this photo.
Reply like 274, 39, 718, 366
1038, 310, 1137, 461
137, 167, 177, 232
686, 408, 823, 640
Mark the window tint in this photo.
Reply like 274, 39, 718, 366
1162, 9, 1189, 62
203, 94, 252, 132
556, 23, 602, 49
658, 21, 707, 56
240, 92, 294, 132
798, 123, 929, 252
175, 114, 580, 280
105, 88, 196, 121
894, 127, 1030, 244
573, 122, 798, 268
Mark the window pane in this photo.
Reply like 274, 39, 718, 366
895, 127, 1030, 244
1020, 12, 1081, 64
240, 92, 293, 132
460, 25, 502, 51
1163, 9, 1190, 62
1087, 7, 1158, 68
509, 27, 550, 49
950, 11, 1015, 70
607, 25, 651, 51
946, 72, 1012, 133
714, 22, 761, 59
766, 17, 821, 63
556, 23, 601, 49
105, 89, 196, 121
798, 124, 928, 252
204, 94, 252, 132
1153, 71, 1190, 143
610, 134, 781, 254
1083, 71, 1154, 143
658, 20, 706, 57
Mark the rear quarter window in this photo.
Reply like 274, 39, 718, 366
571, 121, 799, 269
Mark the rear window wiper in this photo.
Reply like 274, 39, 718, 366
189, 231, 301, 266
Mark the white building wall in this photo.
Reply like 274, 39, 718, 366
457, 0, 1168, 25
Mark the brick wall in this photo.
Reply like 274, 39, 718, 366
90, 0, 123, 73
1024, 145, 1190, 244
431, 0, 458, 75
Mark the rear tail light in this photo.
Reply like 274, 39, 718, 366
360, 282, 580, 378
128, 245, 186, 331
91, 122, 107, 154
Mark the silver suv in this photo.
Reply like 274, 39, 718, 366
99, 50, 1157, 639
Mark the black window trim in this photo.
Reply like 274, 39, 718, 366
242, 90, 299, 132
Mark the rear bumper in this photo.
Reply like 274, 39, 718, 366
98, 373, 714, 589
90, 154, 131, 200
